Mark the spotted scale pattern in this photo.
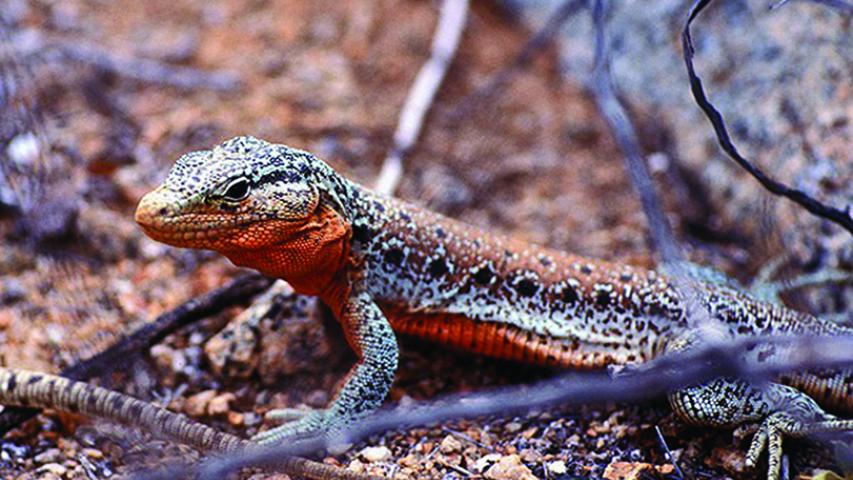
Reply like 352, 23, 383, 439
347, 187, 687, 367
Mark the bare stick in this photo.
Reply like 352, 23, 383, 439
0, 272, 274, 435
769, 0, 853, 13
654, 425, 685, 480
681, 0, 853, 235
373, 0, 469, 195
0, 368, 377, 480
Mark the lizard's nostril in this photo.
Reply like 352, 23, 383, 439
135, 189, 172, 227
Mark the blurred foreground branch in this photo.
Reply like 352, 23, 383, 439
136, 332, 853, 479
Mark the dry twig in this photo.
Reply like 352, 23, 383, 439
374, 0, 469, 196
589, 0, 682, 265
0, 368, 376, 480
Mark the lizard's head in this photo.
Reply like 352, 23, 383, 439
136, 136, 352, 284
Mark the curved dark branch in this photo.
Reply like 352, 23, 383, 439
681, 0, 853, 235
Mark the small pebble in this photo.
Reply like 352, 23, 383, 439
484, 455, 536, 480
603, 461, 654, 480
34, 448, 62, 464
548, 460, 568, 475
207, 392, 236, 416
185, 389, 217, 417
439, 434, 462, 454
82, 448, 103, 460
227, 411, 245, 426
37, 462, 67, 475
505, 422, 523, 433
358, 445, 391, 463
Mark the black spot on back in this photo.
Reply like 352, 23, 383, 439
384, 248, 404, 267
595, 290, 611, 307
560, 285, 579, 304
473, 266, 494, 285
514, 278, 539, 297
427, 258, 449, 278
353, 224, 372, 243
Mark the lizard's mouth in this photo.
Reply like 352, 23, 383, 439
135, 189, 255, 246
135, 211, 256, 245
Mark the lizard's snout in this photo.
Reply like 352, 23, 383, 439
135, 188, 177, 230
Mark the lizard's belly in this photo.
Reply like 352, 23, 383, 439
382, 305, 650, 368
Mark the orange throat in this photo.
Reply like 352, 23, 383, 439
221, 205, 352, 297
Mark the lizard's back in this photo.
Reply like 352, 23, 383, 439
350, 186, 852, 412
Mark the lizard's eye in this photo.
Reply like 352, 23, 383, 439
222, 177, 250, 201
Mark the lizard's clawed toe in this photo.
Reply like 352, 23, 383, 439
252, 409, 329, 444
745, 413, 788, 480
264, 407, 314, 423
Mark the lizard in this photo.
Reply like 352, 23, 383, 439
0, 367, 375, 480
134, 135, 852, 480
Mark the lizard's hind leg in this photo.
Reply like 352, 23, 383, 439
666, 331, 852, 480
670, 377, 852, 480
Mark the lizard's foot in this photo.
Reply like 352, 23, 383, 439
745, 412, 796, 480
252, 408, 329, 444
745, 412, 853, 480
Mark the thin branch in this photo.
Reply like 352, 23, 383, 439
373, 0, 469, 196
589, 0, 683, 265
654, 425, 685, 480
134, 332, 853, 479
0, 272, 274, 435
681, 0, 853, 235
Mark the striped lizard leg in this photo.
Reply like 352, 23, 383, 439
252, 287, 399, 444
667, 337, 852, 480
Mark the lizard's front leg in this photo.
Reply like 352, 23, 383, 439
252, 286, 399, 444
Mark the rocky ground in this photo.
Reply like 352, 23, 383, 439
0, 0, 849, 479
